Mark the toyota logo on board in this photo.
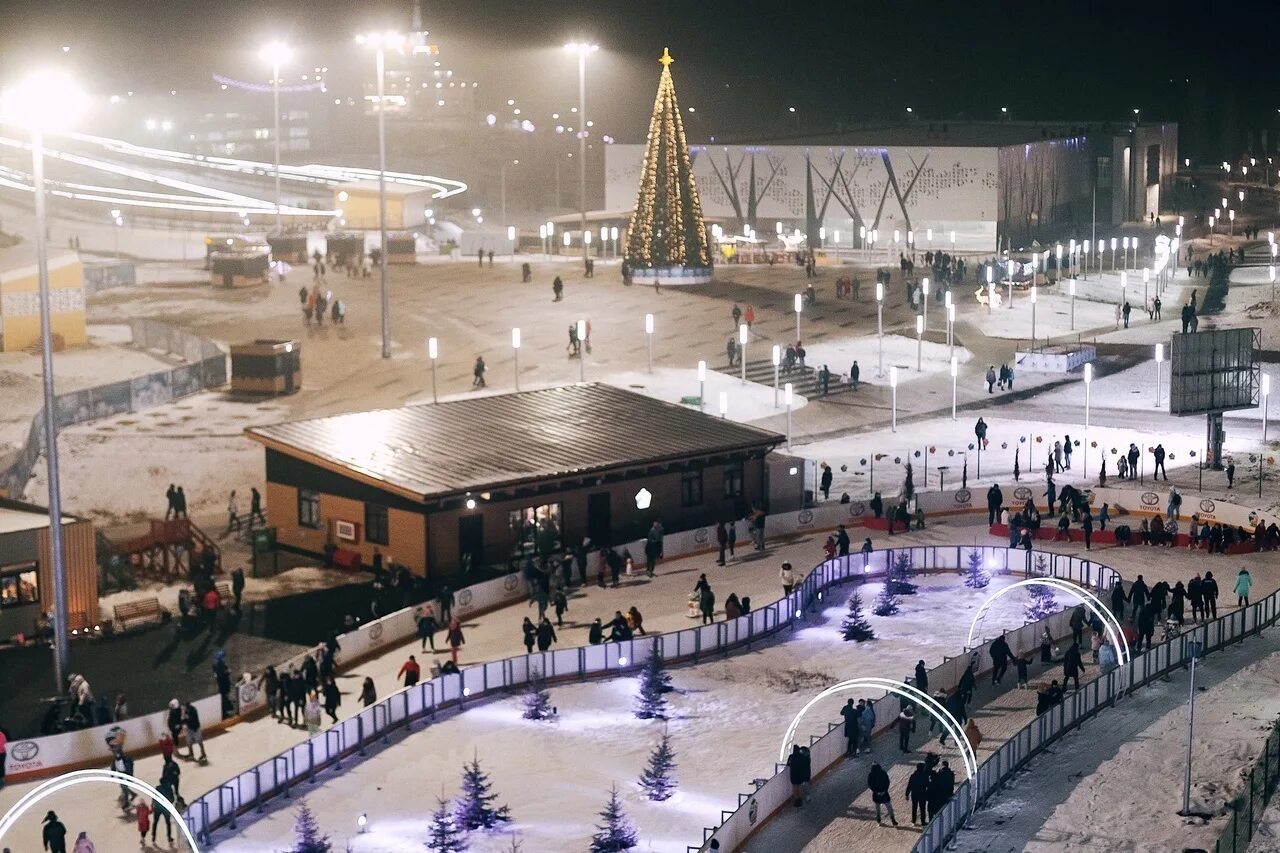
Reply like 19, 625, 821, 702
694, 527, 710, 544
503, 575, 520, 592
847, 502, 866, 517
457, 589, 474, 606
1013, 487, 1033, 501
10, 740, 38, 762
954, 489, 972, 504
1140, 492, 1159, 506
1200, 499, 1217, 514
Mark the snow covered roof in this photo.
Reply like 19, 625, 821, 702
246, 383, 784, 503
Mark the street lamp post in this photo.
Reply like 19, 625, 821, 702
986, 265, 994, 313
1264, 373, 1271, 444
875, 282, 885, 377
784, 382, 794, 449
950, 356, 958, 421
1006, 259, 1014, 309
1084, 363, 1093, 478
1082, 240, 1090, 280
507, 225, 516, 262
947, 299, 955, 361
645, 313, 654, 373
565, 42, 599, 262
1122, 236, 1130, 272
1070, 278, 1077, 330
738, 323, 748, 384
1030, 284, 1037, 345
793, 292, 802, 343
771, 344, 781, 407
698, 359, 706, 412
577, 320, 587, 382
512, 327, 522, 390
1155, 343, 1163, 408
357, 31, 404, 360
428, 337, 439, 403
916, 314, 924, 371
890, 367, 898, 432
1, 69, 88, 690
539, 224, 548, 256
260, 41, 291, 237
921, 277, 929, 331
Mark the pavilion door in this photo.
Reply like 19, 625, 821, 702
587, 492, 612, 546
458, 515, 483, 574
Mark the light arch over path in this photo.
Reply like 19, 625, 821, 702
966, 576, 1132, 665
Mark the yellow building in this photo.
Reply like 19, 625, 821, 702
0, 244, 86, 352
333, 181, 435, 230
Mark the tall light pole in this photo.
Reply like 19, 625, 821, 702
950, 356, 958, 421
697, 360, 706, 412
428, 336, 439, 403
1070, 278, 1077, 330
793, 292, 802, 343
1082, 240, 1089, 280
947, 302, 956, 362
915, 314, 924, 371
921, 277, 929, 330
260, 41, 291, 236
738, 323, 748, 384
645, 313, 654, 373
986, 264, 994, 312
1030, 284, 1037, 344
2, 69, 88, 690
565, 42, 599, 261
512, 327, 522, 390
784, 382, 794, 449
875, 282, 885, 377
1264, 374, 1272, 444
577, 320, 587, 382
357, 30, 404, 360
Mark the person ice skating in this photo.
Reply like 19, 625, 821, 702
786, 745, 812, 807
303, 692, 322, 735
398, 654, 421, 687
446, 617, 465, 663
871, 491, 884, 519
699, 582, 716, 625
1227, 458, 1236, 488
1128, 574, 1149, 622
1235, 568, 1253, 607
417, 604, 438, 651
716, 520, 729, 565
989, 633, 1012, 685
868, 763, 897, 825
322, 678, 340, 723
552, 276, 563, 301
1070, 605, 1087, 647
135, 800, 151, 845
182, 701, 206, 762
42, 811, 67, 853
780, 562, 797, 596
536, 617, 557, 651
906, 762, 930, 825
836, 524, 851, 556
472, 356, 487, 388
553, 589, 568, 626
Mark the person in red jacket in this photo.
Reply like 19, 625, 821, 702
397, 655, 420, 688
201, 588, 220, 633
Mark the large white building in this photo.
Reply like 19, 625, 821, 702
605, 121, 1179, 251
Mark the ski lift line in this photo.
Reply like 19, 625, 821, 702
965, 576, 1131, 665
0, 769, 201, 852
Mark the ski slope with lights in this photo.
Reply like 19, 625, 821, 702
0, 125, 467, 219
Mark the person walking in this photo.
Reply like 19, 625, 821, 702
321, 678, 341, 724
868, 763, 898, 826
699, 582, 716, 625
850, 360, 860, 391
417, 604, 438, 652
906, 762, 930, 826
181, 702, 206, 762
1235, 568, 1253, 607
397, 654, 421, 688
820, 463, 834, 500
1127, 574, 1149, 622
989, 634, 1012, 685
715, 520, 729, 566
359, 677, 377, 707
225, 490, 240, 535
472, 356, 487, 388
535, 616, 558, 652
134, 800, 151, 846
249, 487, 266, 527
42, 811, 68, 853
914, 660, 929, 695
985, 365, 997, 393
0, 722, 7, 790
1153, 443, 1168, 480
1063, 641, 1085, 691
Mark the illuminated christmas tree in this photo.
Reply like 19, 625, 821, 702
624, 48, 713, 283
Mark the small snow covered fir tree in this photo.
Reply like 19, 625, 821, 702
426, 798, 467, 853
841, 589, 875, 641
638, 733, 678, 801
634, 650, 673, 720
888, 550, 918, 595
873, 583, 900, 617
453, 755, 511, 831
1024, 583, 1058, 621
521, 667, 553, 720
288, 803, 332, 853
590, 786, 639, 853
964, 549, 991, 590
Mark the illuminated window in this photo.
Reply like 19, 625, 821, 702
0, 563, 39, 608
508, 503, 562, 559
298, 489, 321, 529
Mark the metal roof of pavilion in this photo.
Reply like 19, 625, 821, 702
246, 383, 784, 502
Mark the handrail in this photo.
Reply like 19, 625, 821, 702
181, 544, 1113, 844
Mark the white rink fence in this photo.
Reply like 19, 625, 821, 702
179, 544, 1111, 845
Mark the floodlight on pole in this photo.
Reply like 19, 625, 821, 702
1, 67, 89, 691
697, 359, 706, 411
793, 292, 802, 342
427, 336, 439, 403
644, 313, 654, 373
564, 41, 599, 261
738, 323, 749, 384
890, 367, 899, 432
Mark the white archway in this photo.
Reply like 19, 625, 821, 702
966, 576, 1131, 664
0, 769, 201, 851
778, 676, 978, 783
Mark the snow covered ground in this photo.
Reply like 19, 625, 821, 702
801, 334, 971, 387
209, 574, 1031, 853
598, 367, 808, 422
965, 287, 1122, 341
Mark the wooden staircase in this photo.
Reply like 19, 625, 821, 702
108, 518, 221, 580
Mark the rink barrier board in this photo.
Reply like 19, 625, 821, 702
178, 545, 1103, 845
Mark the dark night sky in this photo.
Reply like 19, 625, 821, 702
0, 0, 1274, 152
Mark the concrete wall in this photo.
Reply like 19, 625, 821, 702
0, 253, 85, 352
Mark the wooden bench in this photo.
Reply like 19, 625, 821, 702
113, 597, 166, 630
